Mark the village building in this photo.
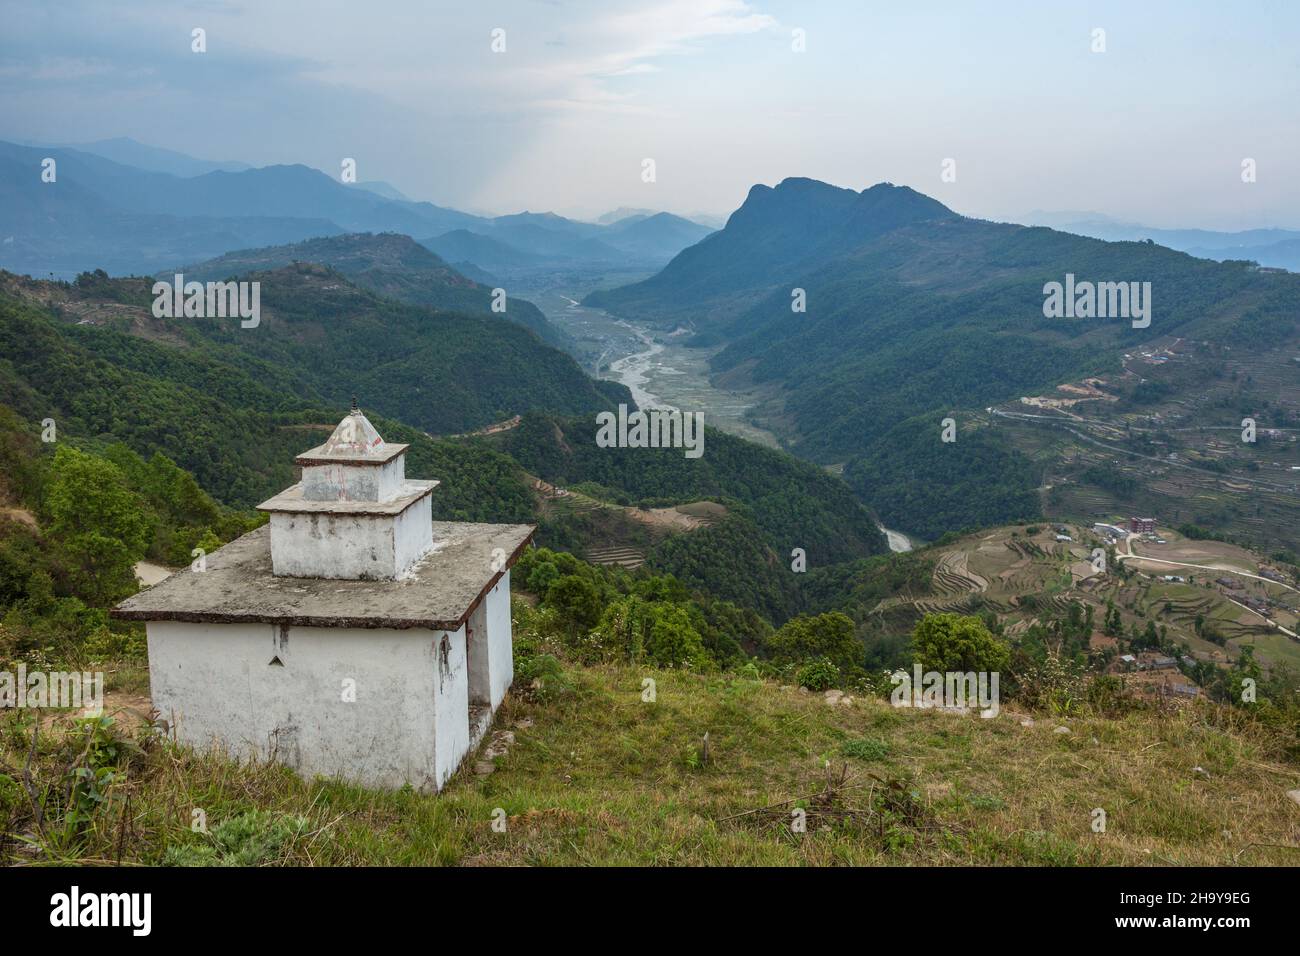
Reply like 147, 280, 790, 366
1092, 522, 1127, 542
1135, 652, 1179, 671
1241, 595, 1271, 615
113, 405, 534, 792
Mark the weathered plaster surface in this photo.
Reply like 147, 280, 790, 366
466, 597, 489, 707
147, 621, 449, 790
300, 455, 406, 502
433, 625, 470, 787
485, 572, 514, 709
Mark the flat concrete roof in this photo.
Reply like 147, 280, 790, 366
112, 521, 535, 631
257, 480, 437, 515
295, 441, 409, 467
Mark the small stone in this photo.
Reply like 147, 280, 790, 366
1053, 726, 1071, 735
1019, 718, 1035, 728
1286, 789, 1300, 807
514, 718, 533, 730
1193, 766, 1210, 778
824, 690, 843, 706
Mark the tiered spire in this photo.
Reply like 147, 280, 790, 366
257, 401, 437, 579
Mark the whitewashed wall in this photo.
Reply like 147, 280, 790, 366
268, 512, 395, 580
432, 624, 470, 786
300, 456, 405, 502
146, 620, 474, 791
485, 572, 514, 709
393, 494, 434, 577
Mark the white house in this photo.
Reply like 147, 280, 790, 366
113, 405, 534, 792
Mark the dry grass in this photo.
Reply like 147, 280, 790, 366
4, 660, 1300, 866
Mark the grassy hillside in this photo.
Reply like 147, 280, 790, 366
6, 638, 1299, 866
3, 406, 1298, 867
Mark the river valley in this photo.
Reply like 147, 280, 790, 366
529, 284, 913, 552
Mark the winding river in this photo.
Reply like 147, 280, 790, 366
541, 293, 914, 553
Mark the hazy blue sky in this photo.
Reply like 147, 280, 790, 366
2, 0, 1297, 227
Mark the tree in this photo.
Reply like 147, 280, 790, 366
910, 612, 1010, 674
44, 446, 152, 605
545, 575, 602, 634
766, 611, 860, 671
1104, 601, 1123, 637
526, 560, 560, 596
644, 604, 710, 670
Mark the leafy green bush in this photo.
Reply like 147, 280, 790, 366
910, 613, 1010, 674
768, 612, 860, 671
1011, 652, 1086, 715
546, 575, 604, 634
796, 658, 840, 691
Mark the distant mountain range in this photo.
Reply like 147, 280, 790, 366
0, 137, 713, 279
421, 209, 714, 277
1021, 210, 1300, 272
59, 137, 252, 177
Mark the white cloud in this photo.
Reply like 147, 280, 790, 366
568, 0, 777, 89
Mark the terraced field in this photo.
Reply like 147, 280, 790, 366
583, 545, 646, 570
870, 522, 1300, 677
529, 474, 726, 571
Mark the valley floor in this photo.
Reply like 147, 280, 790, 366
530, 286, 783, 449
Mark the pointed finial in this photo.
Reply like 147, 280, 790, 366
351, 395, 358, 413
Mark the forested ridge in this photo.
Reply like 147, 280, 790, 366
496, 411, 888, 563
178, 231, 568, 347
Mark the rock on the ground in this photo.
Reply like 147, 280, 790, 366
474, 729, 518, 777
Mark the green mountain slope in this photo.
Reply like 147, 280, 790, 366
495, 412, 889, 563
584, 179, 953, 329
584, 178, 1300, 540
0, 269, 614, 512
179, 232, 566, 346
